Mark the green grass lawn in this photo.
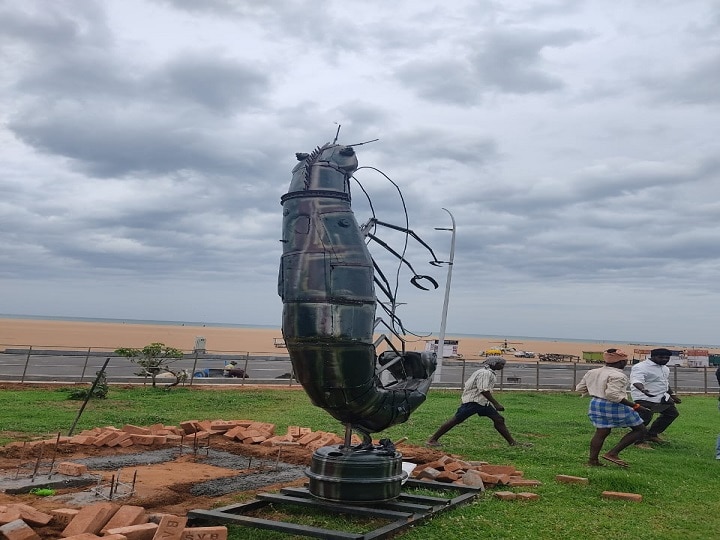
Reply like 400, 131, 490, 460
1, 386, 718, 539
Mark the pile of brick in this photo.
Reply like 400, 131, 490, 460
412, 454, 542, 490
0, 501, 226, 540
4, 420, 351, 452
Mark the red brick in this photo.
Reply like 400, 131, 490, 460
0, 520, 41, 540
416, 467, 441, 481
181, 526, 228, 540
478, 472, 501, 485
7, 504, 52, 526
480, 465, 517, 476
287, 426, 301, 437
0, 508, 22, 525
106, 433, 133, 447
222, 427, 244, 440
555, 474, 589, 485
248, 422, 275, 435
62, 534, 103, 540
101, 506, 148, 533
507, 479, 542, 487
297, 432, 322, 445
69, 435, 96, 445
516, 492, 540, 500
493, 491, 517, 501
93, 431, 121, 447
209, 421, 241, 433
122, 425, 152, 435
105, 523, 158, 540
147, 423, 165, 433
494, 474, 512, 485
51, 509, 80, 527
130, 435, 156, 445
152, 515, 187, 540
435, 471, 460, 483
196, 421, 212, 432
179, 421, 200, 435
56, 462, 89, 477
601, 491, 643, 502
62, 502, 118, 537
442, 461, 465, 473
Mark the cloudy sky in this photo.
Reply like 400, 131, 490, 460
1, 0, 719, 345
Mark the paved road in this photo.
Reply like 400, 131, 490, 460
1, 351, 718, 393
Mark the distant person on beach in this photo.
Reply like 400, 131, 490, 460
575, 349, 649, 467
630, 348, 682, 444
426, 356, 531, 448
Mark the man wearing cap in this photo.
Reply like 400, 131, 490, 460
426, 356, 530, 448
630, 348, 682, 444
576, 349, 649, 467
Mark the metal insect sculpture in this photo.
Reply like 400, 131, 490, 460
278, 139, 441, 447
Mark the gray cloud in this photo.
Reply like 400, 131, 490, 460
1, 0, 720, 344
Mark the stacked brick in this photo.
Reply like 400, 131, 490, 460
411, 455, 542, 491
0, 502, 227, 540
4, 421, 350, 451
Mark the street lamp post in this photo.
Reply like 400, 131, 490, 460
433, 208, 456, 383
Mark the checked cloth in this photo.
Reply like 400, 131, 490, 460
588, 397, 644, 428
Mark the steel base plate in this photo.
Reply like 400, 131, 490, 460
187, 479, 482, 540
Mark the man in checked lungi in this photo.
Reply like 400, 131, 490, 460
576, 349, 650, 467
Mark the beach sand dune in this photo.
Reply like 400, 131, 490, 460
2, 318, 715, 361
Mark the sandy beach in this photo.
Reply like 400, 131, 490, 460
2, 318, 717, 361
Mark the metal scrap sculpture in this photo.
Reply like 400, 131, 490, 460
278, 139, 440, 501
278, 142, 440, 501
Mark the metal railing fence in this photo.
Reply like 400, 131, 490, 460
1, 345, 719, 394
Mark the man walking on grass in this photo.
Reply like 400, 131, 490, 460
426, 356, 530, 448
576, 349, 649, 467
630, 348, 682, 444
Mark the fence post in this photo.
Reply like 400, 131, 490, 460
673, 366, 678, 392
242, 353, 250, 387
536, 361, 540, 391
189, 350, 199, 386
460, 359, 466, 390
79, 348, 91, 382
21, 346, 32, 383
572, 360, 577, 390
704, 366, 708, 394
499, 364, 504, 391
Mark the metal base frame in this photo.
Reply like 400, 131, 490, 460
187, 479, 481, 539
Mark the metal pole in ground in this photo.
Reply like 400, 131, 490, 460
433, 208, 456, 384
68, 357, 111, 436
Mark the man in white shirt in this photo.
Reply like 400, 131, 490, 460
630, 348, 681, 444
426, 356, 530, 448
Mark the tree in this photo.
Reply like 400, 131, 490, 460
115, 342, 185, 389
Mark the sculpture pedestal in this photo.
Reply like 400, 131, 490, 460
306, 444, 406, 503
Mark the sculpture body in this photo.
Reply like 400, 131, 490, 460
278, 142, 436, 436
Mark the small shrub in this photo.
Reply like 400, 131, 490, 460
67, 371, 109, 400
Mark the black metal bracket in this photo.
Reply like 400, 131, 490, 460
187, 479, 481, 539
